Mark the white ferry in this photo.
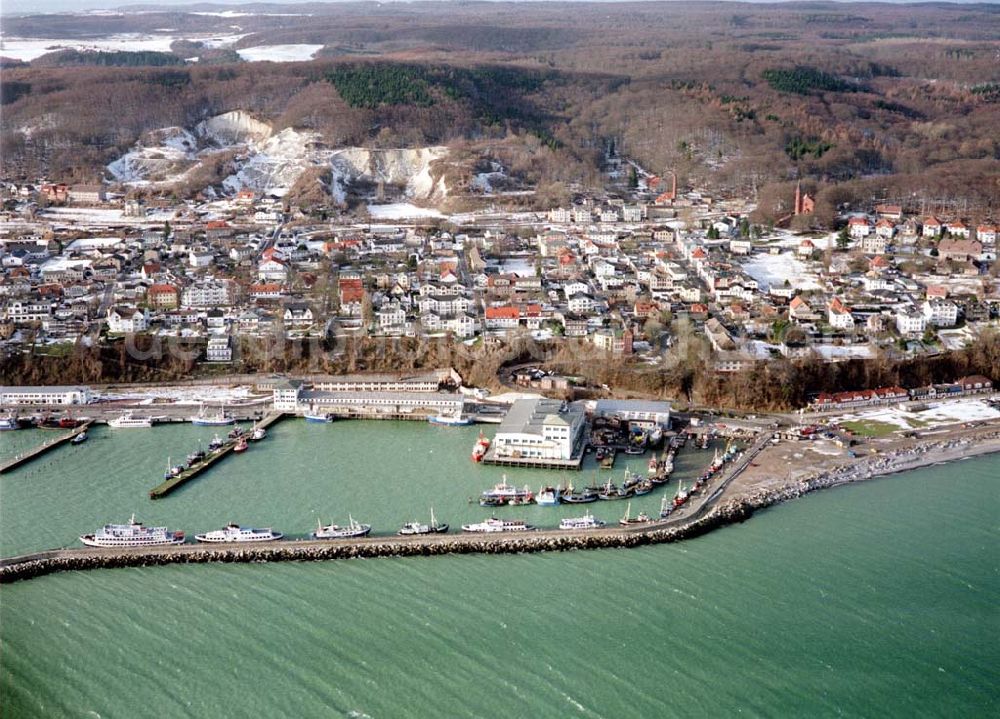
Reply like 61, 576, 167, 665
107, 411, 153, 429
559, 513, 606, 530
461, 517, 534, 533
194, 523, 282, 543
80, 514, 185, 547
0, 415, 20, 431
311, 516, 371, 539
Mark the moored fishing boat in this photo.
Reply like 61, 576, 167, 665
304, 412, 333, 423
107, 411, 153, 429
163, 457, 185, 479
673, 482, 689, 508
190, 405, 234, 426
659, 494, 674, 519
312, 516, 371, 539
195, 523, 282, 543
471, 431, 491, 462
535, 486, 560, 506
71, 430, 88, 445
619, 502, 651, 526
597, 478, 630, 501
632, 478, 654, 496
461, 517, 534, 533
250, 425, 267, 441
398, 508, 449, 535
0, 415, 20, 431
480, 477, 534, 507
233, 436, 248, 453
559, 512, 606, 530
207, 434, 225, 452
80, 514, 184, 547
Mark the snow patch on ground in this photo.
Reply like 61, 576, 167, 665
834, 399, 1000, 431
367, 203, 444, 220
0, 34, 177, 62
236, 44, 323, 62
742, 252, 822, 291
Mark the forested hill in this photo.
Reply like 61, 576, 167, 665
2, 1, 998, 214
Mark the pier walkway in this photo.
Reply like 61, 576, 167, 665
0, 422, 93, 475
148, 413, 286, 499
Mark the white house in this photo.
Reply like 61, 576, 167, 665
922, 299, 958, 327
896, 306, 927, 337
107, 305, 148, 333
206, 335, 232, 362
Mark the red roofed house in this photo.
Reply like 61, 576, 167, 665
249, 283, 283, 300
828, 297, 854, 330
338, 276, 365, 305
923, 216, 942, 237
976, 224, 997, 244
147, 283, 179, 310
484, 305, 520, 330
944, 220, 970, 238
926, 285, 948, 299
848, 216, 871, 239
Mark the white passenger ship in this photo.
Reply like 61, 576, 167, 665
194, 523, 282, 543
559, 513, 606, 530
461, 517, 534, 533
80, 514, 184, 547
107, 411, 153, 429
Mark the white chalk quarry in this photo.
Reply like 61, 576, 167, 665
105, 111, 452, 203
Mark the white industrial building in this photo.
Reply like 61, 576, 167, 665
491, 398, 586, 461
1, 386, 92, 406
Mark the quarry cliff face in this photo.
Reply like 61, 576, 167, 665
107, 110, 452, 203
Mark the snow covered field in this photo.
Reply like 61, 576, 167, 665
39, 207, 174, 226
235, 44, 323, 62
367, 203, 444, 220
742, 252, 822, 291
0, 35, 178, 62
96, 386, 262, 405
834, 399, 1000, 431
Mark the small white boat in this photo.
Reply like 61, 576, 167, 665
428, 414, 473, 426
107, 411, 153, 429
312, 516, 371, 539
71, 431, 88, 445
559, 512, 606, 530
195, 523, 282, 543
0, 416, 20, 431
304, 413, 333, 423
250, 425, 267, 441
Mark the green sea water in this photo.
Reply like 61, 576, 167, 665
1, 422, 998, 717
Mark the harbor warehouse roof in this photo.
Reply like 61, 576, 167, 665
498, 397, 581, 436
594, 399, 671, 424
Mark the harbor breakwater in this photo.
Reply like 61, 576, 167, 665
3, 430, 999, 584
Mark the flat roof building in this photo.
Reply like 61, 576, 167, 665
492, 398, 585, 461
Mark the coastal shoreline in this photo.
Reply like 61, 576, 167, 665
3, 430, 998, 584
